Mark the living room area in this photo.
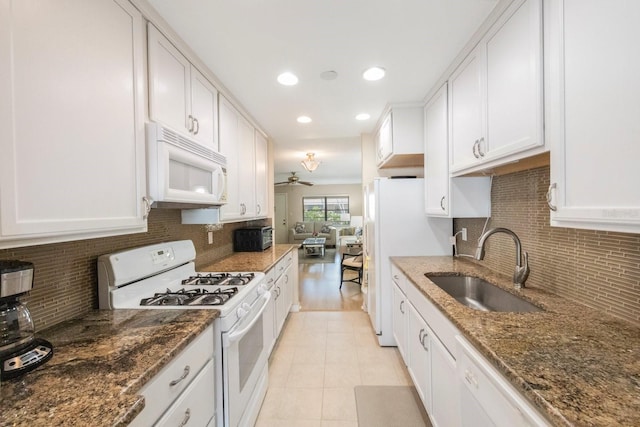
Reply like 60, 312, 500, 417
274, 182, 364, 311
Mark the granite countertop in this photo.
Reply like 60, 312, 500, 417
199, 244, 297, 272
0, 309, 218, 427
391, 256, 640, 427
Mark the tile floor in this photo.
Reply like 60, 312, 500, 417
256, 311, 412, 426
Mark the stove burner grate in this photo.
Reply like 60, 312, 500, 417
181, 272, 255, 287
140, 287, 239, 306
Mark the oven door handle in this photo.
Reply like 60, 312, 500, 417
223, 291, 271, 347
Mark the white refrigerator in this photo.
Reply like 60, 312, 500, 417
364, 178, 452, 346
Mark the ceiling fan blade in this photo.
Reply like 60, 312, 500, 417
299, 181, 314, 186
274, 181, 289, 185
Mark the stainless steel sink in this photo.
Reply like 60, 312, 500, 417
426, 274, 543, 313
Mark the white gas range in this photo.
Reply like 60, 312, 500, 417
97, 240, 271, 427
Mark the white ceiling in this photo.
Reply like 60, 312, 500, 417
147, 0, 498, 185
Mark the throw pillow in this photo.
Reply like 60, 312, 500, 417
294, 223, 306, 233
320, 224, 332, 234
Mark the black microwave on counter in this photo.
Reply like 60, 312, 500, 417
233, 226, 273, 252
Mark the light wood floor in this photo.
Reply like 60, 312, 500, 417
298, 249, 364, 311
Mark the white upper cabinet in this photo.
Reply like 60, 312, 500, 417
545, 0, 640, 233
449, 0, 543, 176
219, 95, 267, 222
148, 24, 218, 151
376, 105, 424, 168
254, 131, 269, 218
424, 83, 491, 218
0, 0, 148, 249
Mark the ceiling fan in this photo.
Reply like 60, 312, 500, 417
275, 172, 314, 186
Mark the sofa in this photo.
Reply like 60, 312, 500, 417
288, 221, 337, 247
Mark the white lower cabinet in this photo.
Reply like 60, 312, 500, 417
271, 249, 296, 341
457, 336, 549, 427
393, 263, 547, 427
130, 324, 215, 427
391, 268, 408, 361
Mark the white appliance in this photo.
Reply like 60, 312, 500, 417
146, 122, 227, 206
364, 178, 452, 346
97, 240, 269, 427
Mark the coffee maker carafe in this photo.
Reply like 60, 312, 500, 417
0, 260, 53, 380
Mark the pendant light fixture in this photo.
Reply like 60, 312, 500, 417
301, 152, 320, 172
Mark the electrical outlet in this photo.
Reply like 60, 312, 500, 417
208, 231, 213, 244
461, 228, 468, 241
449, 236, 457, 245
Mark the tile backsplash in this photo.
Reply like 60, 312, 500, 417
0, 209, 269, 331
454, 166, 640, 326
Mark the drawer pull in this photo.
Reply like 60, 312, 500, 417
169, 365, 190, 386
399, 300, 405, 314
179, 408, 191, 426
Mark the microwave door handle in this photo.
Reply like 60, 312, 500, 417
222, 291, 271, 347
213, 167, 226, 201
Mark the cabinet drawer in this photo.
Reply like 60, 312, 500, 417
131, 325, 214, 426
457, 336, 549, 427
155, 360, 215, 427
391, 264, 407, 294
275, 251, 293, 278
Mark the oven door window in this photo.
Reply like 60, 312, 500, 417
238, 316, 263, 390
169, 159, 213, 194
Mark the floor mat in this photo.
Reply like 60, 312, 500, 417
354, 385, 432, 427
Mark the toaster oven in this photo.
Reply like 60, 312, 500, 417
233, 226, 273, 252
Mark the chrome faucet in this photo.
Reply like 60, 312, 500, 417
475, 228, 530, 289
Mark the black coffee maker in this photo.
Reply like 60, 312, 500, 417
0, 260, 53, 380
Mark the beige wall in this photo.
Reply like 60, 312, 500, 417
274, 183, 363, 228
0, 210, 269, 331
455, 166, 640, 326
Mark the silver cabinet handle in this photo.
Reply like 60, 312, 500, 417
179, 408, 191, 426
440, 196, 446, 211
421, 330, 429, 351
187, 115, 194, 133
399, 300, 405, 314
418, 328, 424, 343
546, 183, 557, 211
142, 196, 152, 219
472, 140, 480, 159
169, 365, 190, 386
478, 137, 486, 157
257, 204, 261, 214
193, 117, 199, 135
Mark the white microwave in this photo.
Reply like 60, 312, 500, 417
146, 122, 227, 206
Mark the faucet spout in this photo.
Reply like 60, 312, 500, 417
475, 227, 530, 289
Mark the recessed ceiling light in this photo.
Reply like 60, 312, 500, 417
355, 113, 371, 121
277, 72, 299, 86
297, 116, 312, 124
320, 70, 338, 81
362, 66, 386, 81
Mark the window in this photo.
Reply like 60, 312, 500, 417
303, 196, 349, 223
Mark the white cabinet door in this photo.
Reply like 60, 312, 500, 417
148, 24, 191, 135
431, 332, 460, 427
546, 0, 640, 233
148, 25, 218, 151
391, 280, 407, 361
274, 264, 292, 336
238, 116, 257, 217
254, 130, 269, 218
449, 46, 485, 172
484, 0, 543, 159
190, 67, 218, 151
425, 84, 451, 216
219, 96, 242, 220
376, 113, 393, 166
407, 302, 432, 414
0, 0, 147, 249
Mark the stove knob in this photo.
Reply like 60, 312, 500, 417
257, 283, 268, 295
242, 302, 251, 311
